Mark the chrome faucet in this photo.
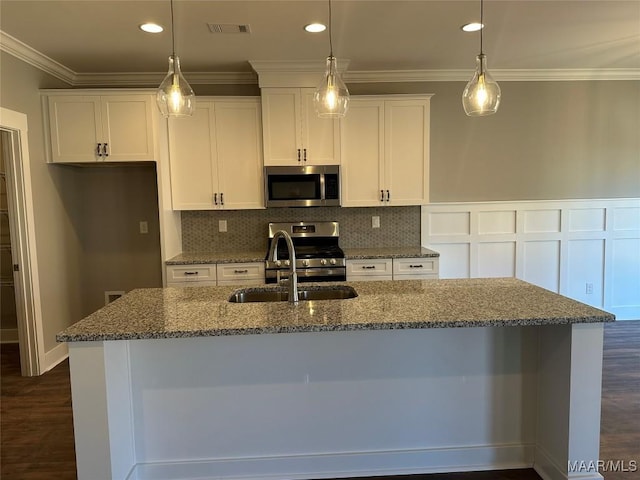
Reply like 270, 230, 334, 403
267, 230, 299, 304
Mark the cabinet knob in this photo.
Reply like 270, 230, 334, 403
380, 190, 384, 202
303, 148, 307, 162
96, 143, 102, 157
233, 269, 249, 274
220, 192, 224, 205
386, 190, 390, 202
213, 193, 218, 205
297, 149, 301, 162
409, 264, 423, 269
362, 265, 376, 270
103, 143, 109, 157
183, 271, 199, 276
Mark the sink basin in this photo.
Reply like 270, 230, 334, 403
228, 285, 358, 303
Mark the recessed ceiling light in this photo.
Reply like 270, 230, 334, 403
304, 23, 327, 33
140, 23, 164, 33
461, 22, 483, 32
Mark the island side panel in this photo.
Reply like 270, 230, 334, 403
127, 328, 539, 479
68, 341, 136, 480
534, 323, 605, 480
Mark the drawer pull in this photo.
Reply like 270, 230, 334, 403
409, 264, 424, 269
183, 271, 199, 276
362, 265, 376, 270
233, 269, 249, 274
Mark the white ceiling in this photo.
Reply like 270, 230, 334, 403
1, 0, 639, 84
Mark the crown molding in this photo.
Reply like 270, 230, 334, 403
73, 71, 258, 87
0, 30, 75, 85
2, 30, 638, 86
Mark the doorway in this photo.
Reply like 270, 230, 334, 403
0, 107, 45, 376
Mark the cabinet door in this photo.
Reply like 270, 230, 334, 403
346, 258, 393, 281
168, 103, 217, 210
48, 96, 102, 163
214, 99, 264, 210
216, 262, 265, 285
340, 99, 385, 207
101, 95, 156, 161
384, 99, 430, 206
261, 89, 301, 165
301, 89, 340, 165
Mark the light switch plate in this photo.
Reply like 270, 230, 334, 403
372, 216, 380, 228
139, 221, 148, 234
219, 220, 228, 232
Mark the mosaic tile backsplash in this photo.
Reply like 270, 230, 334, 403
182, 206, 421, 252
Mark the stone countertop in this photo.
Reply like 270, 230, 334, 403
343, 247, 439, 259
57, 278, 614, 342
166, 251, 266, 265
166, 247, 439, 265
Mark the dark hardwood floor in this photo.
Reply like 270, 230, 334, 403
1, 321, 638, 480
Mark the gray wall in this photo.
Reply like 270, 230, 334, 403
74, 164, 162, 314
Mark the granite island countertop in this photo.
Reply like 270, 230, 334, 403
57, 278, 614, 342
165, 247, 439, 265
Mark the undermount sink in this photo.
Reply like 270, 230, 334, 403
228, 285, 358, 303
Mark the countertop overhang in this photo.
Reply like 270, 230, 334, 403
57, 278, 614, 342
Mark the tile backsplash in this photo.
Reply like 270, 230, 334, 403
182, 206, 421, 252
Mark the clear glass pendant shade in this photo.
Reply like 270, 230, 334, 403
462, 54, 501, 116
156, 55, 195, 118
314, 56, 350, 118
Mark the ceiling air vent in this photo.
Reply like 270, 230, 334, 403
207, 23, 252, 34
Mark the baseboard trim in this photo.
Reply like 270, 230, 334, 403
533, 447, 604, 480
0, 328, 19, 343
43, 341, 68, 372
133, 444, 535, 480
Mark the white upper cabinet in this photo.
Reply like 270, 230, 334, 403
341, 95, 431, 207
261, 88, 340, 166
168, 97, 264, 210
46, 94, 156, 163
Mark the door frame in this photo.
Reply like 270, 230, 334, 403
0, 107, 45, 376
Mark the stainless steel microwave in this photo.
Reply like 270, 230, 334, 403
264, 165, 341, 207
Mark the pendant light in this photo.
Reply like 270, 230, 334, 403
313, 0, 350, 118
156, 0, 195, 118
462, 0, 501, 116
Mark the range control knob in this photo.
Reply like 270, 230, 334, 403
330, 258, 337, 265
275, 260, 282, 267
320, 259, 327, 266
302, 259, 310, 267
284, 260, 290, 266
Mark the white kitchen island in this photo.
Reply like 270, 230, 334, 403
57, 279, 614, 480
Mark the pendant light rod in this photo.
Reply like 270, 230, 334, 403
328, 0, 334, 57
170, 0, 176, 55
479, 0, 484, 56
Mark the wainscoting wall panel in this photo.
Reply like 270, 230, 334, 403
421, 199, 640, 320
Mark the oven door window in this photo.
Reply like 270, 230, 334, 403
268, 174, 321, 201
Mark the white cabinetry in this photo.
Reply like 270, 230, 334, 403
166, 264, 217, 287
168, 97, 263, 210
166, 262, 265, 287
341, 95, 431, 206
393, 257, 439, 280
261, 88, 340, 165
46, 93, 156, 163
216, 262, 265, 286
346, 257, 439, 281
346, 259, 393, 281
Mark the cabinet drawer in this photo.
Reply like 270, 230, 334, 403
346, 258, 393, 278
393, 257, 439, 277
166, 264, 216, 283
216, 262, 265, 285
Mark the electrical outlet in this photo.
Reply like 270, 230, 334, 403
585, 282, 594, 294
139, 221, 148, 234
372, 216, 380, 228
219, 220, 228, 233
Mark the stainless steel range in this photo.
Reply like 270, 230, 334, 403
265, 221, 346, 284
